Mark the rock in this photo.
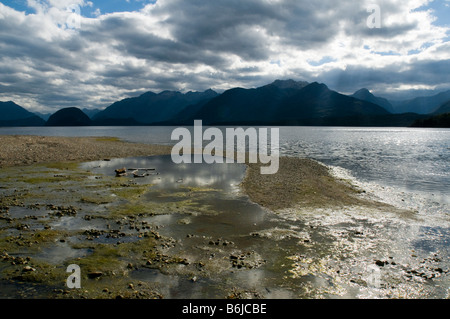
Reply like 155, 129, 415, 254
115, 168, 127, 177
22, 266, 36, 272
87, 271, 103, 279
375, 260, 388, 267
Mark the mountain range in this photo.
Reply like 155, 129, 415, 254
0, 101, 45, 126
182, 82, 391, 125
390, 90, 450, 114
1, 79, 450, 127
93, 89, 218, 125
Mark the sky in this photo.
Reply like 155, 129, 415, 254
0, 0, 449, 112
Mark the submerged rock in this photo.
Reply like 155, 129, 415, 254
115, 168, 127, 177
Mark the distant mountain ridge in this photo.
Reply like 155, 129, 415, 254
351, 88, 394, 113
3, 79, 450, 127
433, 100, 450, 115
390, 90, 450, 114
184, 81, 390, 125
177, 80, 308, 124
0, 101, 45, 126
93, 89, 218, 124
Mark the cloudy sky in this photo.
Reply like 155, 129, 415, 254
0, 0, 449, 112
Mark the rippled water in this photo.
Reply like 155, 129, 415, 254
279, 127, 450, 202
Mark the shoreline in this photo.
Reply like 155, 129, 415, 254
0, 135, 389, 212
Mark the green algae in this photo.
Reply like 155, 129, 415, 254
93, 137, 121, 143
113, 184, 151, 199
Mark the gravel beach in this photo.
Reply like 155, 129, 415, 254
0, 135, 172, 168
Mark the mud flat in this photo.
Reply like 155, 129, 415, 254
0, 136, 448, 299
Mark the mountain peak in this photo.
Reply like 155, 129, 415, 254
352, 88, 393, 113
353, 88, 373, 97
0, 100, 45, 124
270, 79, 309, 90
306, 82, 329, 91
159, 90, 181, 97
140, 91, 157, 98
46, 107, 92, 126
355, 88, 371, 93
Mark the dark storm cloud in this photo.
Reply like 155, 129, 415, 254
316, 59, 450, 97
151, 0, 346, 55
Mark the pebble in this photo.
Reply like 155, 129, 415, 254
22, 266, 36, 272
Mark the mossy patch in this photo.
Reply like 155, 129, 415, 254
94, 137, 121, 143
40, 162, 81, 171
241, 157, 390, 211
113, 184, 151, 199
68, 244, 127, 276
0, 229, 71, 254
